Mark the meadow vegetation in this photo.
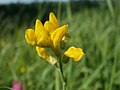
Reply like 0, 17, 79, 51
0, 1, 120, 90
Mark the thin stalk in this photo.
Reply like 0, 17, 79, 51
106, 0, 115, 17
0, 86, 12, 90
57, 0, 61, 22
108, 48, 118, 90
8, 62, 17, 80
57, 57, 67, 90
59, 63, 66, 90
66, 0, 72, 22
55, 68, 60, 90
109, 37, 119, 90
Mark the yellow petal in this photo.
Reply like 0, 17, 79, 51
49, 12, 59, 27
35, 19, 45, 37
35, 19, 52, 47
36, 46, 50, 60
36, 46, 57, 65
51, 25, 68, 48
64, 46, 85, 61
25, 29, 36, 45
36, 30, 52, 47
44, 21, 56, 34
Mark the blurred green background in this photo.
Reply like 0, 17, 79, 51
0, 0, 120, 90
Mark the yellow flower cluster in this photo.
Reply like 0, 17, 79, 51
25, 12, 85, 65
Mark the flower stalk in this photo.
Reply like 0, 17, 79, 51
59, 63, 66, 90
57, 57, 66, 90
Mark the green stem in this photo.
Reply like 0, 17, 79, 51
55, 68, 60, 90
8, 62, 17, 80
0, 86, 12, 90
57, 0, 61, 22
59, 64, 66, 90
108, 45, 118, 90
66, 0, 72, 22
106, 0, 115, 17
57, 57, 67, 90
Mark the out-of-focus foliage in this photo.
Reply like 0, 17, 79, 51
0, 1, 120, 90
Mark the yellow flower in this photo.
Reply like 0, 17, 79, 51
25, 12, 68, 49
36, 46, 57, 65
64, 46, 85, 61
44, 12, 68, 49
25, 12, 68, 64
51, 25, 68, 49
35, 24, 68, 61
49, 12, 59, 28
44, 12, 59, 34
25, 19, 52, 47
